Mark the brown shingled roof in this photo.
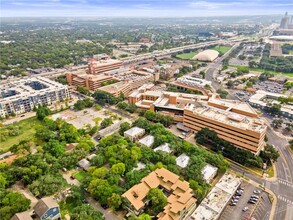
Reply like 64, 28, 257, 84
33, 197, 58, 218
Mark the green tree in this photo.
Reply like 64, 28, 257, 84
189, 179, 206, 202
144, 110, 156, 121
260, 144, 280, 163
36, 105, 52, 120
0, 190, 30, 220
100, 118, 113, 129
146, 188, 167, 215
29, 174, 67, 198
77, 86, 90, 95
0, 173, 7, 189
107, 193, 122, 210
137, 214, 152, 220
271, 119, 283, 129
88, 179, 113, 205
43, 139, 65, 157
111, 163, 125, 176
71, 204, 104, 220
116, 102, 128, 110
92, 167, 109, 179
119, 122, 130, 135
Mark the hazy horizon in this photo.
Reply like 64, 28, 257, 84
1, 0, 292, 17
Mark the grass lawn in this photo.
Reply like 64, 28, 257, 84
289, 50, 293, 55
267, 165, 274, 178
212, 45, 231, 54
0, 117, 41, 152
229, 65, 293, 78
73, 171, 87, 182
176, 52, 197, 59
92, 117, 102, 125
59, 200, 76, 218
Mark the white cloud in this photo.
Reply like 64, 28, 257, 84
189, 1, 242, 9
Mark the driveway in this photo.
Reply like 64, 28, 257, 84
85, 193, 121, 220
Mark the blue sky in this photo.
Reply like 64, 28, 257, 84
1, 0, 292, 17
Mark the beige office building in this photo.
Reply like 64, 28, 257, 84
129, 84, 267, 154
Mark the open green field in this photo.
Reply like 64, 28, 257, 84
289, 50, 293, 55
229, 65, 293, 78
0, 117, 41, 152
73, 171, 87, 182
176, 52, 197, 59
212, 45, 231, 54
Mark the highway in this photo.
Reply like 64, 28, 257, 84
28, 38, 246, 80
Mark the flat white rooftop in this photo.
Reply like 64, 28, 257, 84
124, 126, 145, 137
154, 143, 173, 153
132, 162, 146, 171
189, 172, 241, 220
176, 153, 190, 168
138, 135, 155, 147
201, 164, 218, 182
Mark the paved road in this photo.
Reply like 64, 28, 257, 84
85, 194, 121, 220
230, 127, 293, 220
205, 43, 240, 100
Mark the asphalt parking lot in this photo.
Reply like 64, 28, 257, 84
220, 181, 272, 220
251, 192, 271, 220
253, 81, 284, 94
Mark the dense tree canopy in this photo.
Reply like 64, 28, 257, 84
28, 174, 67, 198
0, 190, 30, 220
146, 188, 167, 215
71, 204, 104, 220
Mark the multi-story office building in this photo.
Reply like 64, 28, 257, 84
66, 71, 114, 90
87, 56, 123, 74
0, 77, 70, 117
97, 70, 155, 97
129, 84, 267, 154
280, 12, 291, 29
183, 99, 266, 154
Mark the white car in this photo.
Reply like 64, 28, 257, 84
243, 207, 249, 212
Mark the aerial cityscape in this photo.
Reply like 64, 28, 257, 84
0, 2, 293, 220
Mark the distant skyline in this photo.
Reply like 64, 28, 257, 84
1, 0, 292, 17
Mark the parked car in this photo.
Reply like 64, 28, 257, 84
250, 197, 258, 202
251, 195, 259, 199
230, 202, 237, 206
238, 186, 244, 190
248, 200, 257, 204
243, 207, 249, 212
253, 190, 261, 194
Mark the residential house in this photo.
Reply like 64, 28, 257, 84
33, 197, 60, 220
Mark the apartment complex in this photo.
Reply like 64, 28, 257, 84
0, 77, 70, 117
87, 55, 123, 74
122, 168, 197, 220
129, 84, 267, 154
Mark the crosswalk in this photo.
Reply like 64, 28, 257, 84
278, 179, 293, 188
277, 195, 293, 205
